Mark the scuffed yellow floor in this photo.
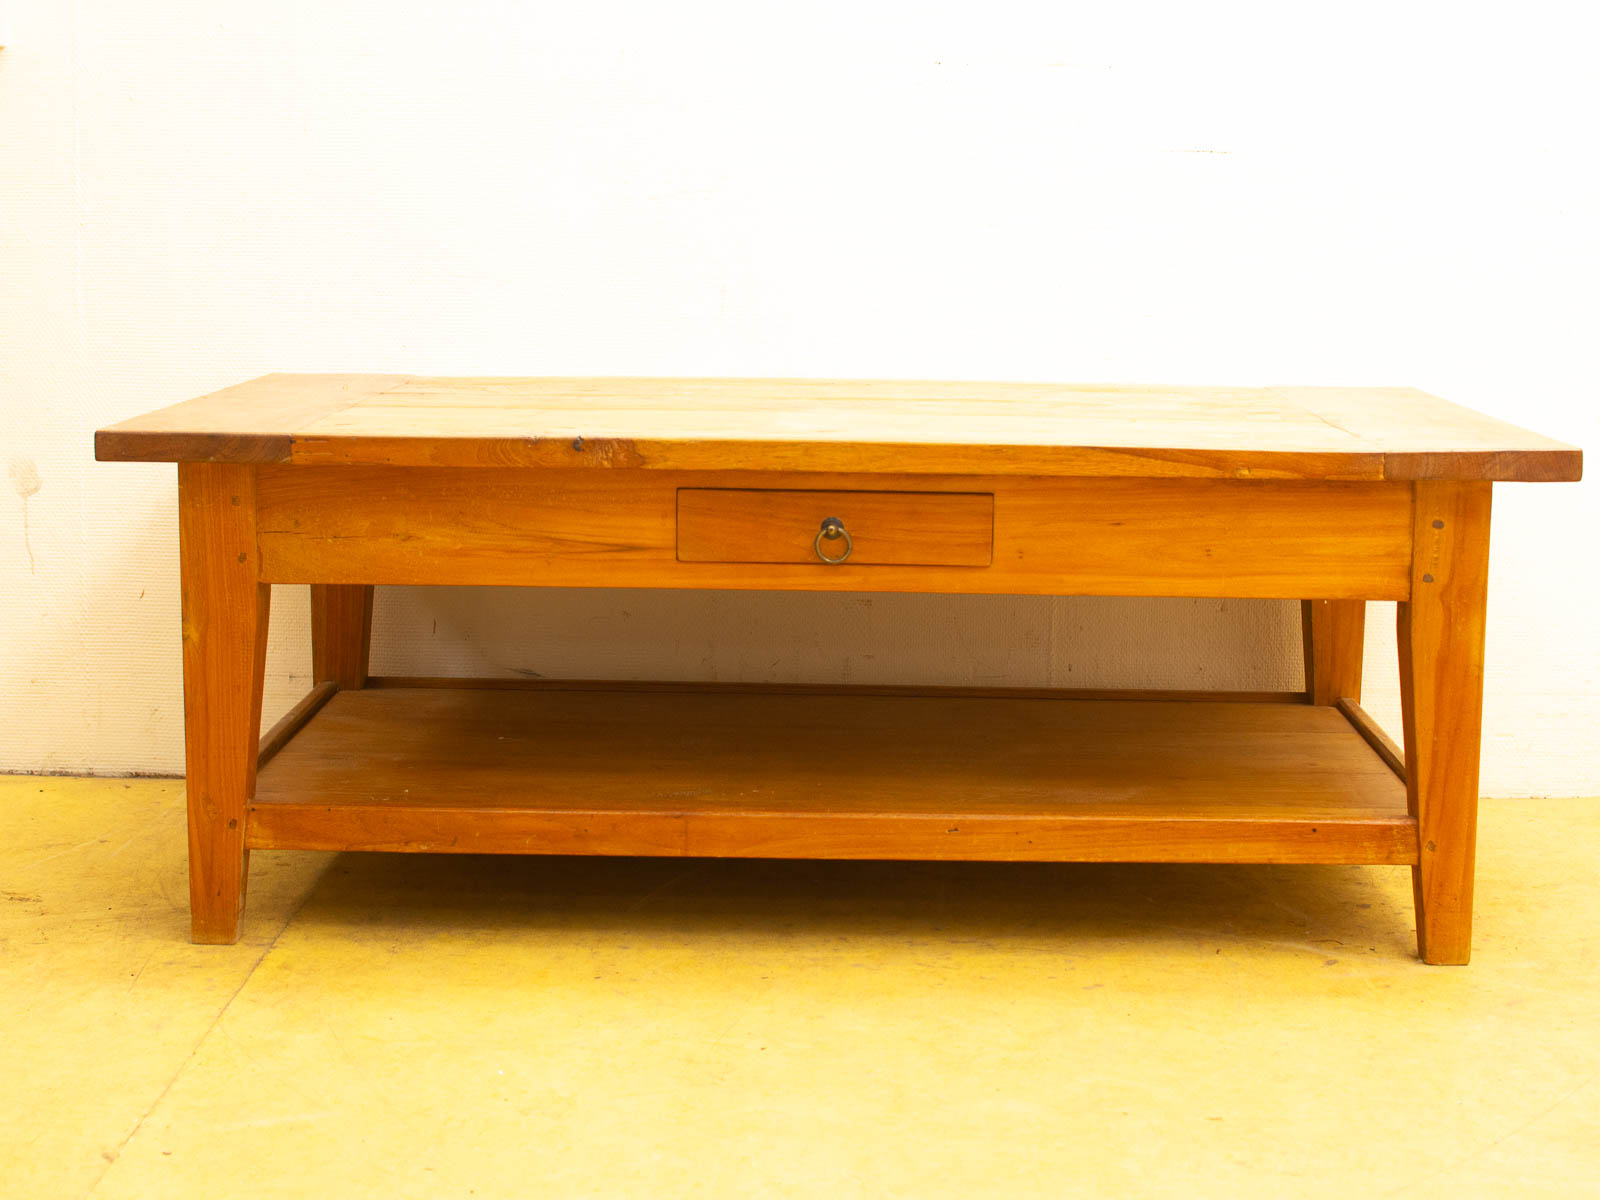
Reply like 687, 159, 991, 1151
1, 776, 1596, 1198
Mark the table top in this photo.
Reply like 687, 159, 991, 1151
95, 374, 1581, 481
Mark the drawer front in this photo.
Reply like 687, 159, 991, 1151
677, 489, 994, 567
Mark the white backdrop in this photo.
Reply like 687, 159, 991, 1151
2, 2, 1594, 793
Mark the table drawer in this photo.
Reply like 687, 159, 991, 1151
677, 489, 994, 566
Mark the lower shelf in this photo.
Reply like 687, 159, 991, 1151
248, 684, 1417, 865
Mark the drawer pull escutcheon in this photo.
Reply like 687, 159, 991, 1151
814, 516, 853, 564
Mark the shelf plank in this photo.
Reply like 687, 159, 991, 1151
248, 688, 1417, 865
364, 676, 1311, 704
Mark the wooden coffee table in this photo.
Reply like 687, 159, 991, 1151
96, 377, 1581, 961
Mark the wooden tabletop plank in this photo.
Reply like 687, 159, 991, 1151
95, 374, 410, 465
1277, 386, 1583, 481
95, 375, 1581, 481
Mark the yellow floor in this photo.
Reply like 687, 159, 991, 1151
1, 777, 1596, 1198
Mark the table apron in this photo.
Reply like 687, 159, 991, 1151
253, 466, 1414, 600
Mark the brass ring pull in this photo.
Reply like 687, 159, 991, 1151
814, 516, 852, 564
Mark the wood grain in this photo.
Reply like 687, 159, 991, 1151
364, 677, 1309, 704
257, 682, 338, 769
1336, 698, 1406, 783
96, 375, 1583, 481
677, 489, 993, 566
310, 584, 374, 689
247, 688, 1417, 865
255, 467, 1415, 600
1281, 386, 1582, 482
96, 375, 407, 464
1302, 599, 1367, 704
178, 463, 269, 944
1399, 481, 1492, 964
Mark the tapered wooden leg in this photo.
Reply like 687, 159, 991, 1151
179, 463, 270, 944
1301, 599, 1366, 705
310, 584, 374, 689
1398, 481, 1492, 964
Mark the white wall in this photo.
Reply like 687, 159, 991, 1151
2, 1, 1594, 794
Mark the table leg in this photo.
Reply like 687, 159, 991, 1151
1301, 599, 1366, 705
1399, 481, 1492, 964
310, 585, 374, 689
178, 463, 269, 944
